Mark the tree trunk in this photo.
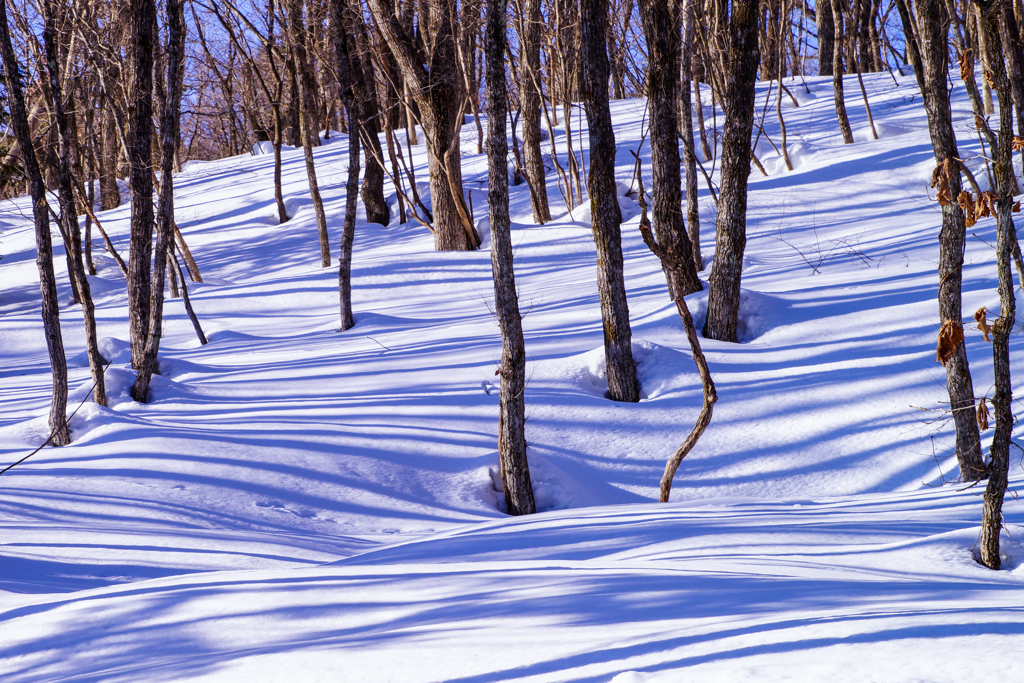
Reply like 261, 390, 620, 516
127, 0, 157, 370
332, 0, 361, 330
703, 0, 760, 342
831, 0, 855, 144
818, 0, 836, 75
581, 0, 639, 402
484, 0, 537, 515
286, 0, 331, 267
639, 0, 703, 301
976, 0, 1015, 571
914, 0, 986, 480
99, 100, 121, 210
42, 0, 107, 408
351, 12, 390, 226
133, 0, 185, 403
0, 2, 70, 445
680, 0, 703, 272
514, 0, 551, 223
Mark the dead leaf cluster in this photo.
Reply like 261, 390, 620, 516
956, 189, 1021, 227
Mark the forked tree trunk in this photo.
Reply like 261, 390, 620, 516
485, 0, 536, 515
914, 0, 985, 481
42, 0, 106, 407
367, 0, 478, 251
133, 0, 185, 402
127, 0, 157, 369
0, 2, 70, 445
703, 0, 760, 342
581, 0, 639, 402
639, 0, 703, 301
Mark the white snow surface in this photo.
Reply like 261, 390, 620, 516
1, 72, 1023, 680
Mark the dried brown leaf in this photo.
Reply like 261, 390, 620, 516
977, 398, 990, 431
975, 307, 993, 342
936, 320, 965, 365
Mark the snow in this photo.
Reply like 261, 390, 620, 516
1, 71, 1022, 680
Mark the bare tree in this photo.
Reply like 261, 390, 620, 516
512, 0, 551, 223
0, 0, 70, 444
912, 0, 985, 480
127, 0, 157, 369
973, 0, 1017, 571
41, 0, 107, 407
485, 0, 536, 515
331, 0, 360, 330
702, 0, 761, 342
133, 0, 186, 402
581, 0, 639, 402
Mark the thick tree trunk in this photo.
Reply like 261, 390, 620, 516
133, 0, 185, 403
703, 0, 760, 342
485, 0, 536, 516
351, 13, 390, 227
914, 0, 986, 480
831, 0, 855, 144
581, 0, 639, 402
127, 0, 157, 370
0, 3, 70, 445
679, 0, 703, 272
639, 0, 703, 301
42, 0, 107, 408
818, 0, 836, 75
514, 0, 551, 223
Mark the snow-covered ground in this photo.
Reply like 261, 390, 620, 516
1, 71, 1022, 681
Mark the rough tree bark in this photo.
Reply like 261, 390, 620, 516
133, 0, 185, 402
975, 0, 1016, 570
42, 0, 107, 407
638, 0, 703, 301
914, 0, 986, 481
127, 0, 157, 369
514, 0, 551, 223
831, 0, 855, 144
332, 0, 360, 331
285, 0, 331, 267
818, 0, 836, 75
350, 11, 390, 227
0, 2, 70, 444
679, 0, 703, 272
485, 0, 536, 516
703, 0, 761, 342
580, 0, 639, 402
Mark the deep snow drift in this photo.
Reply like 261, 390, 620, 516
1, 70, 1022, 680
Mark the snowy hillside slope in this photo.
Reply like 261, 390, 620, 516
1, 70, 1022, 679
